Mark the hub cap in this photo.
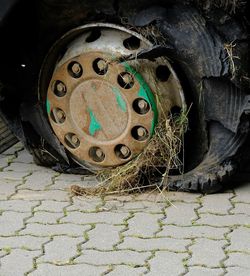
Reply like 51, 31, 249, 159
43, 24, 185, 169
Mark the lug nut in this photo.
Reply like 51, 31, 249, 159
97, 59, 107, 71
96, 148, 104, 158
120, 145, 131, 158
137, 127, 147, 138
57, 110, 65, 120
72, 63, 81, 75
56, 82, 66, 93
121, 73, 133, 85
71, 135, 79, 145
138, 99, 148, 110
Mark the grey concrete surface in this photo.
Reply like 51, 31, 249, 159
0, 143, 250, 275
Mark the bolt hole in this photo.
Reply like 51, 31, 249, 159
123, 36, 141, 50
93, 58, 108, 75
89, 147, 105, 162
117, 72, 134, 89
50, 108, 66, 124
115, 144, 131, 160
64, 133, 80, 149
85, 29, 101, 43
156, 65, 171, 82
131, 126, 149, 141
170, 106, 182, 116
52, 80, 67, 97
133, 98, 150, 114
67, 61, 83, 78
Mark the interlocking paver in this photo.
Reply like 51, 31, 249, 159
0, 181, 21, 200
0, 211, 28, 235
232, 203, 250, 215
186, 267, 224, 275
0, 171, 29, 180
29, 263, 108, 276
233, 183, 250, 203
0, 236, 49, 250
108, 265, 147, 275
225, 252, 250, 269
188, 238, 226, 267
147, 251, 187, 276
27, 211, 63, 224
158, 225, 228, 239
226, 267, 250, 276
76, 249, 150, 266
61, 211, 129, 225
66, 197, 102, 212
228, 227, 250, 253
125, 213, 162, 237
11, 190, 69, 201
163, 202, 199, 225
20, 172, 55, 190
20, 223, 90, 237
118, 237, 189, 251
199, 193, 233, 214
0, 200, 39, 212
14, 150, 34, 163
34, 200, 69, 213
0, 249, 40, 276
197, 213, 250, 226
38, 236, 83, 264
4, 162, 48, 173
82, 224, 123, 250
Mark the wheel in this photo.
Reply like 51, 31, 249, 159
0, 1, 248, 193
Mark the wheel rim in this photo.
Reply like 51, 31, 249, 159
42, 23, 186, 169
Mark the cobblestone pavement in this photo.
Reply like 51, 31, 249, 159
0, 143, 250, 275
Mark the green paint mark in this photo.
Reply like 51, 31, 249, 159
88, 108, 101, 136
46, 99, 51, 114
123, 63, 158, 135
111, 87, 127, 112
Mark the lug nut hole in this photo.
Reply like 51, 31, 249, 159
93, 58, 108, 75
52, 80, 67, 97
64, 133, 80, 149
89, 147, 105, 162
131, 126, 149, 141
50, 108, 66, 124
133, 98, 150, 114
123, 36, 141, 50
67, 61, 83, 78
118, 72, 134, 89
156, 65, 171, 82
115, 144, 131, 160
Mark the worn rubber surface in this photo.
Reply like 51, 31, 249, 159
0, 115, 17, 153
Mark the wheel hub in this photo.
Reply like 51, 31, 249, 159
43, 24, 185, 169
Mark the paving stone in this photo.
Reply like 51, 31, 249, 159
125, 213, 162, 237
102, 200, 165, 213
226, 267, 250, 276
20, 171, 55, 190
21, 223, 90, 237
0, 249, 40, 276
225, 252, 250, 269
186, 267, 224, 275
30, 263, 108, 276
14, 150, 34, 163
158, 225, 228, 239
47, 181, 72, 191
61, 211, 129, 225
82, 224, 123, 250
0, 171, 29, 181
0, 181, 19, 200
27, 211, 63, 224
147, 251, 187, 276
2, 144, 21, 155
233, 183, 250, 203
0, 236, 49, 250
38, 236, 83, 264
66, 197, 102, 212
232, 203, 250, 215
0, 211, 27, 235
200, 193, 233, 214
35, 201, 69, 213
76, 249, 150, 266
197, 214, 250, 226
108, 265, 147, 275
4, 162, 48, 173
118, 237, 189, 252
0, 156, 9, 169
55, 174, 84, 182
165, 192, 201, 203
11, 190, 69, 201
228, 227, 250, 253
163, 202, 199, 225
0, 200, 39, 212
188, 238, 226, 267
